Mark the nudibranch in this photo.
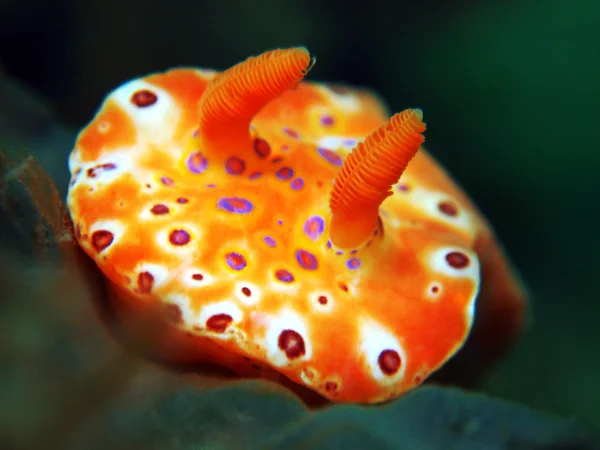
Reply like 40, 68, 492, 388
66, 47, 527, 403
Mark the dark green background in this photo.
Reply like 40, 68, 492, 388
1, 0, 598, 438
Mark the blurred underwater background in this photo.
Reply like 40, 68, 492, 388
1, 0, 599, 448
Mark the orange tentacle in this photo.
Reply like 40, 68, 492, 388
197, 47, 314, 150
329, 109, 426, 249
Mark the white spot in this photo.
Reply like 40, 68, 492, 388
181, 268, 216, 287
263, 308, 312, 367
310, 290, 334, 312
197, 300, 244, 338
428, 246, 480, 280
68, 168, 83, 189
110, 79, 180, 144
317, 135, 362, 151
425, 282, 443, 301
164, 293, 195, 326
346, 276, 361, 297
76, 150, 135, 188
97, 121, 110, 133
321, 86, 361, 112
134, 169, 162, 192
68, 149, 83, 174
410, 188, 474, 232
233, 281, 262, 306
300, 366, 320, 386
359, 318, 407, 386
268, 276, 300, 296
134, 263, 169, 290
166, 145, 184, 162
193, 68, 218, 79
385, 216, 402, 230
428, 246, 480, 325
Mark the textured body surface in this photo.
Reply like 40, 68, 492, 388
66, 49, 526, 403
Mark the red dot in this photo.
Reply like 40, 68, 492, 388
438, 201, 458, 217
131, 89, 157, 107
151, 204, 170, 215
225, 156, 246, 175
446, 251, 470, 269
278, 329, 305, 359
253, 138, 271, 158
91, 230, 114, 252
169, 229, 191, 246
206, 314, 233, 332
378, 349, 401, 375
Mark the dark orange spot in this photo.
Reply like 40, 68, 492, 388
137, 271, 154, 294
241, 287, 251, 296
338, 282, 348, 292
192, 273, 204, 281
446, 251, 470, 269
225, 156, 246, 175
131, 89, 157, 107
378, 349, 401, 375
278, 329, 305, 359
438, 201, 458, 217
317, 295, 328, 305
253, 138, 271, 158
206, 314, 233, 332
91, 230, 114, 252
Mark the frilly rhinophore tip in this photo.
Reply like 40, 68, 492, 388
329, 108, 426, 249
196, 47, 314, 151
